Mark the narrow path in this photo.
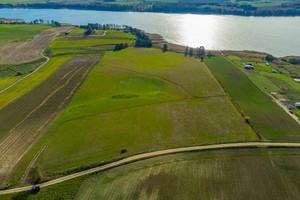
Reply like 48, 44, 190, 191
1, 142, 300, 195
0, 27, 74, 95
0, 49, 49, 94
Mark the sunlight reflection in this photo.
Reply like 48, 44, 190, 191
178, 15, 221, 49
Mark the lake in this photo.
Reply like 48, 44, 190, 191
1, 8, 300, 56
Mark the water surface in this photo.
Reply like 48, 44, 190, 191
1, 8, 300, 56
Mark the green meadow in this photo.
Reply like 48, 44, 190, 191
32, 48, 256, 175
0, 24, 52, 45
46, 29, 134, 57
205, 57, 300, 140
48, 38, 134, 49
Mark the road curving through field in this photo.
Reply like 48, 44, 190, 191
1, 142, 300, 195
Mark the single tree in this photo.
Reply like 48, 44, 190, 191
189, 48, 193, 57
185, 46, 189, 57
266, 54, 274, 62
162, 44, 168, 52
28, 167, 42, 184
84, 26, 93, 36
207, 51, 213, 58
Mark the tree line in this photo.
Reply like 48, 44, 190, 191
126, 26, 152, 48
80, 23, 124, 30
1, 2, 300, 16
0, 19, 60, 26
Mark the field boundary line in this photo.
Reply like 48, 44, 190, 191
58, 94, 226, 126
1, 142, 300, 195
108, 64, 193, 97
211, 52, 264, 139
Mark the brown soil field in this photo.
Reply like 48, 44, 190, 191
0, 26, 72, 64
0, 56, 100, 187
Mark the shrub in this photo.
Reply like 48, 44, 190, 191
266, 54, 274, 62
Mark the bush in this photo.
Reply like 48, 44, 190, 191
162, 44, 168, 52
28, 167, 42, 184
114, 43, 128, 51
281, 58, 287, 62
120, 149, 127, 154
245, 116, 250, 124
289, 58, 300, 65
207, 51, 214, 58
266, 54, 274, 62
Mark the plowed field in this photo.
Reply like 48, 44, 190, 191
0, 26, 71, 64
0, 56, 100, 187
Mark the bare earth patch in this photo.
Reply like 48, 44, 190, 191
0, 26, 72, 64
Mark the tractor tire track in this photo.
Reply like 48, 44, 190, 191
0, 56, 100, 187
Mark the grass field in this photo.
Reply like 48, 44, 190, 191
0, 76, 21, 91
48, 38, 134, 49
0, 56, 71, 110
46, 29, 134, 57
29, 48, 256, 176
3, 148, 300, 199
0, 24, 52, 46
0, 58, 46, 79
104, 30, 135, 39
205, 57, 300, 140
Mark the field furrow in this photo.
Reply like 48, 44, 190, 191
0, 56, 100, 187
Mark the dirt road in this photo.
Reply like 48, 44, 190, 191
0, 26, 71, 64
0, 56, 100, 187
1, 142, 300, 195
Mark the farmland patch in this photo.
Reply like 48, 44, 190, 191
0, 56, 100, 187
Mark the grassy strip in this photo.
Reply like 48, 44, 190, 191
0, 58, 46, 79
0, 56, 72, 110
0, 24, 52, 45
0, 76, 21, 91
49, 38, 134, 49
205, 57, 300, 140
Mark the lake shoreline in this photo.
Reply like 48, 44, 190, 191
1, 2, 300, 17
1, 8, 299, 57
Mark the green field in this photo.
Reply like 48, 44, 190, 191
104, 30, 135, 39
46, 29, 134, 57
3, 148, 300, 199
26, 48, 256, 176
48, 38, 134, 49
205, 57, 300, 140
68, 27, 86, 36
0, 24, 52, 45
0, 76, 20, 91
227, 55, 300, 102
0, 58, 46, 79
